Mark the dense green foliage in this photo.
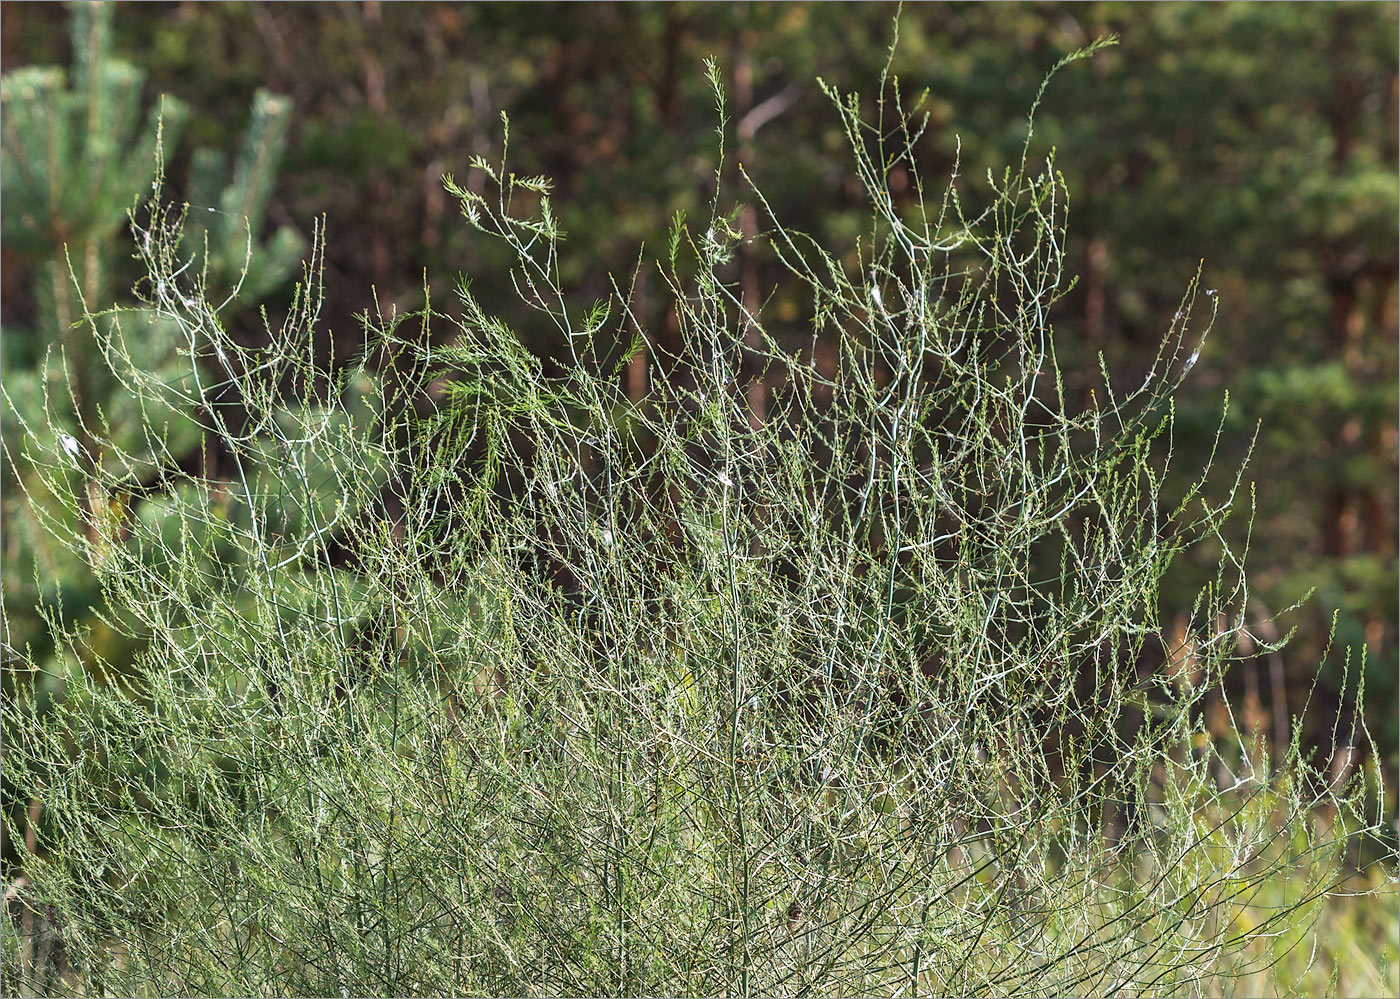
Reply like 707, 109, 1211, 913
2, 14, 1391, 995
0, 4, 1394, 997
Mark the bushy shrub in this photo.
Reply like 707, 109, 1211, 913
2, 42, 1384, 998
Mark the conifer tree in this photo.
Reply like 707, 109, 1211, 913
1, 0, 301, 704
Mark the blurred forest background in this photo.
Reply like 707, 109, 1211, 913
2, 1, 1395, 800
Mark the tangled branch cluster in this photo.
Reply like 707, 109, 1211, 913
3, 46, 1380, 998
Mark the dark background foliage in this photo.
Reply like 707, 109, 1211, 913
3, 1, 1395, 779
